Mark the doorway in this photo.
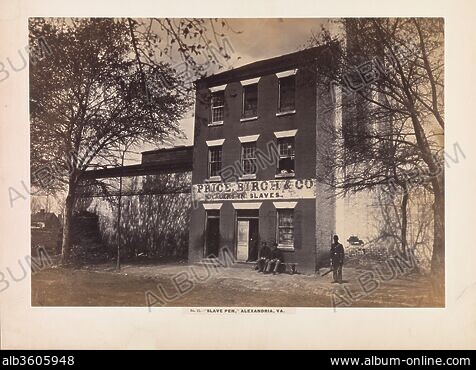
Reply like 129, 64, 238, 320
236, 211, 259, 262
205, 211, 220, 257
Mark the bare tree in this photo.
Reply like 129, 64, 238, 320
30, 18, 236, 264
311, 18, 444, 296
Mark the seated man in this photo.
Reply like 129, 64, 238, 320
256, 241, 271, 273
264, 243, 284, 275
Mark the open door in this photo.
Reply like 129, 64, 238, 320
205, 213, 220, 257
236, 212, 259, 262
236, 220, 249, 262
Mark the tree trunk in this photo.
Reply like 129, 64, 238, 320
431, 183, 445, 300
61, 184, 76, 265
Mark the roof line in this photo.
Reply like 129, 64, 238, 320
196, 44, 336, 87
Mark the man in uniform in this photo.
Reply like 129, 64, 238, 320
330, 235, 345, 283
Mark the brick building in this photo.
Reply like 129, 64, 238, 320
188, 46, 337, 273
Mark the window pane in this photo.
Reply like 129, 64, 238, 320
243, 84, 258, 118
242, 159, 257, 174
210, 147, 221, 162
277, 138, 295, 174
278, 209, 294, 246
278, 228, 294, 245
212, 107, 224, 122
279, 76, 295, 112
208, 146, 222, 177
278, 138, 295, 157
278, 157, 295, 173
211, 91, 224, 107
241, 142, 257, 175
210, 163, 220, 177
211, 91, 224, 122
242, 143, 256, 158
278, 210, 294, 226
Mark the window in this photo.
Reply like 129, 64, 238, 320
241, 142, 257, 176
277, 137, 295, 175
278, 75, 295, 113
277, 209, 294, 248
208, 146, 222, 178
211, 91, 224, 123
242, 84, 258, 119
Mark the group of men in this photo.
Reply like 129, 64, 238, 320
253, 235, 345, 283
255, 242, 284, 275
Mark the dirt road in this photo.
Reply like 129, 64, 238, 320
31, 262, 442, 307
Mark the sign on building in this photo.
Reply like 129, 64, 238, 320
192, 178, 316, 202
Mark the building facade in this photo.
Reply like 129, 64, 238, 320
188, 46, 337, 273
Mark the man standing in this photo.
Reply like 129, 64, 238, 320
265, 243, 284, 275
256, 241, 271, 273
330, 235, 345, 283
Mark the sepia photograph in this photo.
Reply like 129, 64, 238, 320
1, 0, 475, 353
27, 17, 446, 308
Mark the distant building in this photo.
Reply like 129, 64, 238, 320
189, 46, 338, 273
31, 209, 62, 254
31, 209, 61, 230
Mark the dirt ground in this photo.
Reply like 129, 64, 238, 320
31, 261, 443, 308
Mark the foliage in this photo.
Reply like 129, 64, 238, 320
29, 18, 234, 262
310, 18, 445, 293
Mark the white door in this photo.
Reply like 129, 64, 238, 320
237, 220, 249, 262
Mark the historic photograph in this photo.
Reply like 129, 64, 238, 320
28, 18, 445, 308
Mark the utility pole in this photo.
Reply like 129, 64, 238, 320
116, 146, 127, 271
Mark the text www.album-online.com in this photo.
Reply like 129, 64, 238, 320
329, 356, 471, 366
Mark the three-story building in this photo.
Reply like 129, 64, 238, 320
189, 45, 337, 273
